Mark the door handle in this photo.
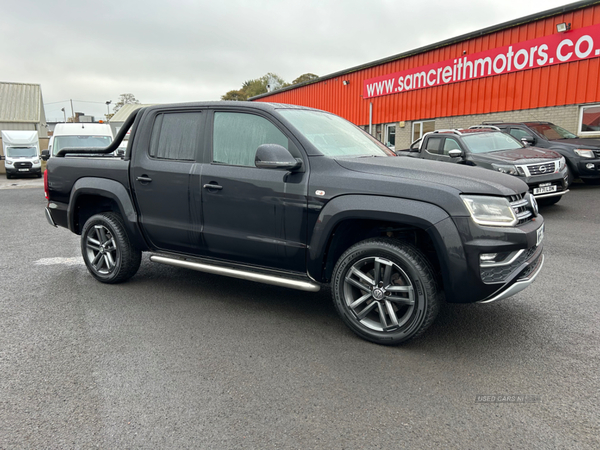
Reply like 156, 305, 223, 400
203, 183, 223, 190
136, 176, 153, 183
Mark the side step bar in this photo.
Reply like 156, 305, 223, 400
149, 255, 321, 292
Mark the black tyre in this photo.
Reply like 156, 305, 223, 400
565, 167, 574, 186
537, 195, 561, 206
81, 212, 141, 284
332, 238, 441, 345
6, 173, 12, 180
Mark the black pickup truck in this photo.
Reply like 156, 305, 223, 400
43, 102, 545, 345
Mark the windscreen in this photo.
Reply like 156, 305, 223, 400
461, 132, 523, 154
279, 109, 394, 157
53, 135, 112, 155
6, 146, 37, 158
526, 123, 577, 140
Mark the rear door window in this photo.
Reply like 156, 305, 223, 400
149, 112, 203, 161
424, 136, 442, 154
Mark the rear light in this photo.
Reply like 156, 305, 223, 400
44, 169, 49, 200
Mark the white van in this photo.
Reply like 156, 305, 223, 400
1, 130, 41, 178
48, 123, 113, 156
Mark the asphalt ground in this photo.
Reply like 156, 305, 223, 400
0, 177, 598, 449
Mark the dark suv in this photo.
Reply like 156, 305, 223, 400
482, 121, 600, 184
402, 128, 569, 205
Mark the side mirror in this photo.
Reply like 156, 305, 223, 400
521, 135, 535, 146
0, 155, 4, 161
41, 150, 50, 161
448, 149, 463, 158
255, 144, 302, 170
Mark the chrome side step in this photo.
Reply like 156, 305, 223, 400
149, 255, 321, 292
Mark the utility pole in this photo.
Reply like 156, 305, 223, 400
70, 99, 74, 122
61, 107, 66, 122
105, 100, 112, 115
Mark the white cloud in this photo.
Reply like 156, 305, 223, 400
1, 0, 571, 121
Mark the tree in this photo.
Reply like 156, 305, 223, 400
292, 73, 319, 85
113, 93, 140, 114
221, 73, 289, 101
221, 90, 247, 101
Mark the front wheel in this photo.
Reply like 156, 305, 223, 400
332, 238, 441, 345
81, 212, 141, 284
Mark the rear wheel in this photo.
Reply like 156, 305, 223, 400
332, 238, 441, 345
81, 212, 141, 283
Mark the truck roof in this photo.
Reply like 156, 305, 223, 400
1, 130, 39, 146
53, 123, 113, 137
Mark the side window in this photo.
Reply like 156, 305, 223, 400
442, 137, 461, 155
149, 112, 202, 161
213, 112, 288, 167
508, 128, 530, 140
424, 136, 442, 153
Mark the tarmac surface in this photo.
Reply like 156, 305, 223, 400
0, 176, 598, 449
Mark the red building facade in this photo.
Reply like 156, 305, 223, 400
253, 1, 600, 149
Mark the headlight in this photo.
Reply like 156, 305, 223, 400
558, 157, 566, 170
6, 160, 13, 165
33, 159, 40, 164
461, 195, 518, 227
492, 163, 519, 176
574, 149, 594, 158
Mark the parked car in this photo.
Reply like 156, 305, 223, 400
479, 121, 600, 184
43, 102, 545, 345
401, 128, 569, 205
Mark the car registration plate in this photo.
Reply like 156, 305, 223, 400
536, 224, 544, 246
533, 185, 557, 195
18, 168, 29, 172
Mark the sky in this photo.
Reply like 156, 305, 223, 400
2, 0, 576, 122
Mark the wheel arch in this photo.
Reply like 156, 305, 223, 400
68, 178, 149, 251
308, 195, 456, 287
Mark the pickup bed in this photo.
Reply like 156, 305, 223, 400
44, 102, 545, 345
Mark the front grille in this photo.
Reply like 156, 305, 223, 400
527, 162, 556, 176
14, 161, 33, 169
481, 246, 538, 284
508, 193, 533, 225
594, 150, 600, 158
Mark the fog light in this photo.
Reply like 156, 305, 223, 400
586, 163, 595, 170
480, 253, 497, 262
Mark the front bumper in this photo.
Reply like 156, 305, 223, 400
479, 254, 544, 303
433, 214, 544, 304
522, 168, 569, 198
576, 158, 600, 179
6, 166, 42, 176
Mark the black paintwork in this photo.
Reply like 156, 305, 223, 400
45, 101, 544, 304
490, 121, 600, 180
